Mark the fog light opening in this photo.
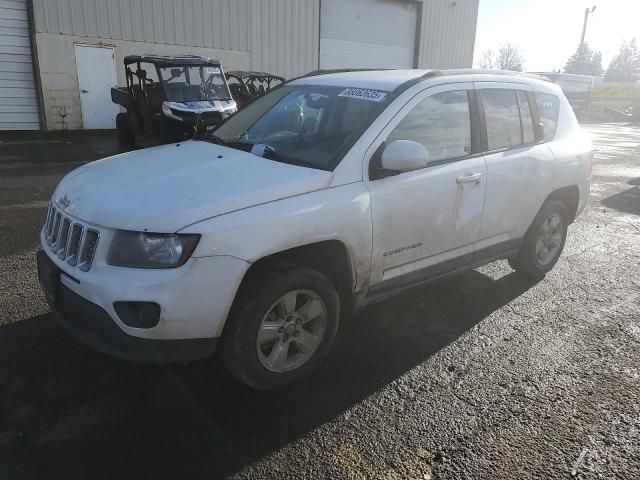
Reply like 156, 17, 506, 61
113, 301, 161, 329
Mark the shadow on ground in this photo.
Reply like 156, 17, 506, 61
601, 177, 640, 216
0, 269, 537, 479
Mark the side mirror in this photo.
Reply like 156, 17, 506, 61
381, 140, 430, 173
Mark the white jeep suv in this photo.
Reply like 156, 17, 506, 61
38, 69, 593, 390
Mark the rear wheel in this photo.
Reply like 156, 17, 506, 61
219, 268, 340, 390
509, 200, 569, 277
116, 113, 135, 149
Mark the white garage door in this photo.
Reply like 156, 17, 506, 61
320, 0, 419, 70
0, 0, 39, 130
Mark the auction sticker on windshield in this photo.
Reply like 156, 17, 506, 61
338, 88, 387, 102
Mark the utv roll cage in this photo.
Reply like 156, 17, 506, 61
224, 70, 286, 109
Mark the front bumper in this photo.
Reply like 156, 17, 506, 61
39, 224, 249, 341
38, 250, 218, 364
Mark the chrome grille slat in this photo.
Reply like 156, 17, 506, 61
51, 212, 62, 247
57, 218, 71, 259
45, 204, 55, 238
78, 229, 99, 272
66, 224, 84, 266
42, 204, 99, 272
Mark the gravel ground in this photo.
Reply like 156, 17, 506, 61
0, 124, 638, 479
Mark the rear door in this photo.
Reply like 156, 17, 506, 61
474, 82, 554, 255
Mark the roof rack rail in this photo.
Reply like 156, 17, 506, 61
441, 69, 551, 82
302, 68, 394, 78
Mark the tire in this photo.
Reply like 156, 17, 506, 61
116, 113, 135, 149
509, 199, 569, 277
219, 268, 340, 391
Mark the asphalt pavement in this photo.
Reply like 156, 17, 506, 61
0, 124, 639, 479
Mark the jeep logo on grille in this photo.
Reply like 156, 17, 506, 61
58, 195, 71, 208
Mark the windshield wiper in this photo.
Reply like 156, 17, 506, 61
204, 134, 227, 146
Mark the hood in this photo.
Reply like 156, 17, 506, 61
53, 141, 333, 232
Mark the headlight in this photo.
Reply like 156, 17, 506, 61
108, 231, 200, 268
161, 101, 183, 121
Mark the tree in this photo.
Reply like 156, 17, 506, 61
478, 43, 525, 71
564, 42, 603, 76
605, 38, 640, 83
478, 49, 495, 70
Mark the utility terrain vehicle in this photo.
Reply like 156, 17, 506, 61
111, 55, 237, 148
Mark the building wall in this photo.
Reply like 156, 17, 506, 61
417, 0, 479, 69
31, 0, 319, 129
30, 0, 475, 130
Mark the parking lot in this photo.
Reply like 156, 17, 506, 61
0, 123, 639, 479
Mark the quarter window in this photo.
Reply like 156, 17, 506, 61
517, 91, 535, 144
480, 89, 522, 150
387, 90, 471, 164
534, 92, 560, 141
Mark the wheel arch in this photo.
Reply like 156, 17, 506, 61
233, 240, 358, 318
545, 185, 580, 223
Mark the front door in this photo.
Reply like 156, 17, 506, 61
75, 45, 119, 129
366, 84, 487, 287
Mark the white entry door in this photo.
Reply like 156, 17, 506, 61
75, 45, 119, 129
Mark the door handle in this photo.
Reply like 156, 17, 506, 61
81, 89, 89, 93
456, 172, 482, 184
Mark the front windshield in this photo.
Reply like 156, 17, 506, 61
211, 85, 388, 170
159, 65, 231, 102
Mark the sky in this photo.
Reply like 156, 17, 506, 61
473, 0, 640, 72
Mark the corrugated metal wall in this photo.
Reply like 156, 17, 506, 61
417, 0, 479, 69
249, 0, 319, 79
32, 0, 250, 51
31, 0, 318, 78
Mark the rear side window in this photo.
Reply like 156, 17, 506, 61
387, 90, 471, 163
480, 89, 522, 150
534, 92, 560, 141
517, 91, 535, 144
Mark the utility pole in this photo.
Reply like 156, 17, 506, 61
580, 6, 597, 50
579, 6, 596, 73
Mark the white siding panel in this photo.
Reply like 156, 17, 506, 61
320, 0, 418, 69
0, 0, 39, 129
320, 38, 414, 69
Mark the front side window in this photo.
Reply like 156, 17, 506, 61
212, 85, 386, 170
534, 92, 560, 141
386, 90, 471, 163
481, 89, 523, 150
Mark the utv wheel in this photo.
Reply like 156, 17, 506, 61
510, 200, 569, 277
220, 268, 340, 391
116, 113, 135, 149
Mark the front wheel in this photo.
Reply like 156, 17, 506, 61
509, 200, 569, 277
219, 268, 340, 390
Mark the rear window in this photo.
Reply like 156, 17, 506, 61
480, 89, 522, 150
517, 91, 535, 144
534, 92, 560, 141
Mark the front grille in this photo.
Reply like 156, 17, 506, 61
43, 203, 99, 271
